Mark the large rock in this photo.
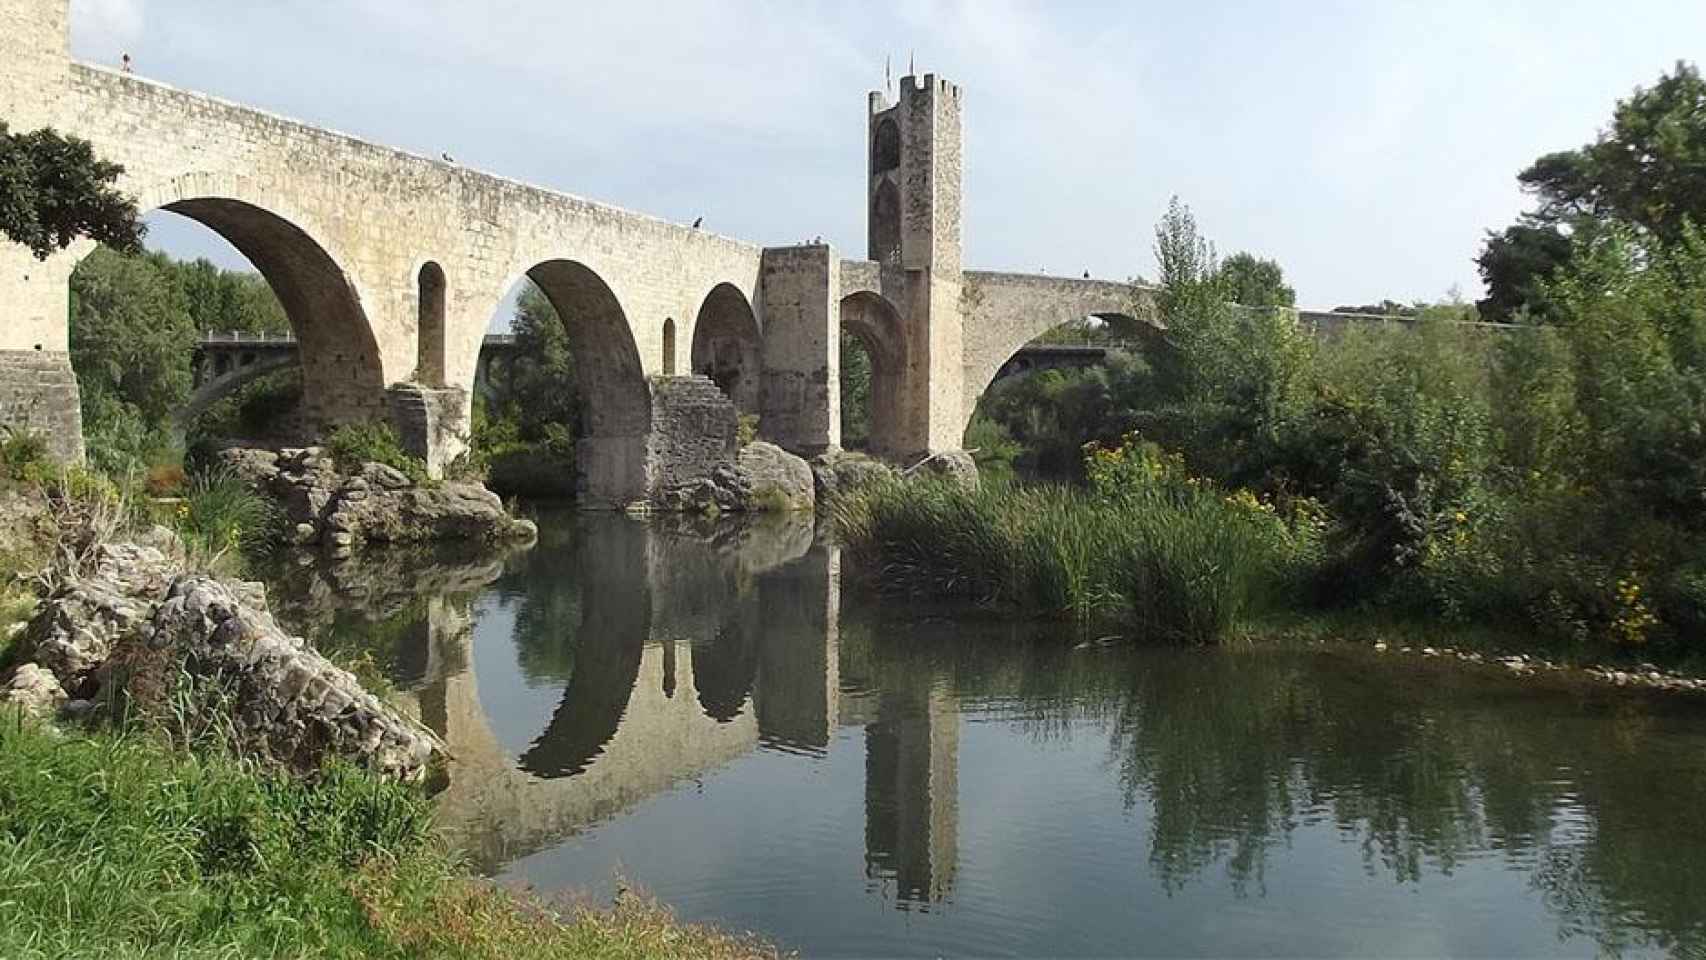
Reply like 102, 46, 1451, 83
736, 442, 814, 512
16, 541, 438, 779
0, 663, 67, 722
217, 445, 535, 550
20, 543, 174, 688
810, 449, 896, 504
912, 450, 980, 490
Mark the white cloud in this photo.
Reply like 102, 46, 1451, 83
71, 0, 143, 56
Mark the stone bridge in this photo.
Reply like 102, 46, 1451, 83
190, 328, 1105, 423
1, 0, 1157, 504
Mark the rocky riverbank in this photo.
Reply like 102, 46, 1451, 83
218, 445, 537, 550
0, 537, 439, 779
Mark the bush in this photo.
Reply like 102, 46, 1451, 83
176, 467, 281, 560
326, 421, 430, 486
836, 437, 1310, 640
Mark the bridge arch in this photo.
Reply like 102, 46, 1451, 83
416, 261, 447, 388
514, 259, 651, 505
691, 282, 761, 415
124, 174, 389, 430
841, 291, 908, 458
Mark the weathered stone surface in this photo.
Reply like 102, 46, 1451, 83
0, 350, 84, 464
217, 445, 535, 549
912, 449, 980, 490
150, 574, 436, 778
736, 442, 814, 512
0, 662, 67, 721
15, 541, 437, 778
20, 543, 174, 689
810, 450, 896, 503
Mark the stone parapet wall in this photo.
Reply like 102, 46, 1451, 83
0, 350, 84, 463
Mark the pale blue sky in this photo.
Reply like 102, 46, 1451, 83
70, 0, 1706, 310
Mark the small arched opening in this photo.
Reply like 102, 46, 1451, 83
839, 291, 908, 458
872, 116, 901, 173
417, 261, 447, 388
691, 283, 761, 416
870, 179, 902, 264
662, 317, 678, 376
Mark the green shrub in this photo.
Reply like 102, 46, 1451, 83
837, 437, 1307, 640
326, 420, 429, 485
0, 426, 49, 483
737, 413, 761, 447
177, 467, 280, 560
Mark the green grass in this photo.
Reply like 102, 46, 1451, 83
0, 721, 780, 960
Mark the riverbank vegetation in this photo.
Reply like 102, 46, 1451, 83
0, 720, 778, 960
0, 427, 775, 960
847, 62, 1706, 661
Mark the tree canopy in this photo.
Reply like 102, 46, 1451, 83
1479, 60, 1706, 321
0, 121, 143, 259
1214, 252, 1296, 308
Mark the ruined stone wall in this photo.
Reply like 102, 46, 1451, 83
0, 351, 83, 462
645, 376, 739, 506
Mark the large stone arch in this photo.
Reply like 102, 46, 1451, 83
691, 282, 762, 416
514, 259, 652, 506
957, 273, 1161, 441
123, 173, 390, 432
840, 290, 909, 458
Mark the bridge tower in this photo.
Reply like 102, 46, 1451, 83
865, 74, 965, 459
0, 0, 84, 462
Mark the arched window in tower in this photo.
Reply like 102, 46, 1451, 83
662, 317, 677, 376
872, 117, 901, 173
416, 261, 447, 388
871, 179, 901, 264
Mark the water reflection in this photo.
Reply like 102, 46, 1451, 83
262, 515, 1706, 958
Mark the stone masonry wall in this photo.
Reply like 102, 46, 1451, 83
0, 350, 84, 462
758, 246, 840, 455
647, 376, 739, 503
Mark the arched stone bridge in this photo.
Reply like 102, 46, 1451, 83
188, 329, 1102, 425
1, 0, 1156, 504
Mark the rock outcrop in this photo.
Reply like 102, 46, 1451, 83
655, 442, 816, 515
2, 542, 437, 779
736, 442, 814, 512
810, 450, 897, 504
910, 450, 980, 489
218, 446, 536, 550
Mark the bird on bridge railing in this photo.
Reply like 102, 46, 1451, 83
441, 152, 455, 163
692, 216, 703, 229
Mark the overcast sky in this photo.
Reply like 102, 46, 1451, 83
70, 0, 1706, 310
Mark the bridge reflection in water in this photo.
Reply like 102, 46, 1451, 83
312, 513, 957, 906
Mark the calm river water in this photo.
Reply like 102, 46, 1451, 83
266, 511, 1706, 958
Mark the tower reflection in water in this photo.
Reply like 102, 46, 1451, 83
378, 513, 955, 909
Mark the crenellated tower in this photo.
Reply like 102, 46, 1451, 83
864, 74, 966, 458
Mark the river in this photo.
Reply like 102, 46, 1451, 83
263, 510, 1706, 958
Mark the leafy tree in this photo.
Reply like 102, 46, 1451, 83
487, 282, 578, 445
1474, 223, 1573, 322
1214, 251, 1295, 308
69, 247, 194, 427
1517, 61, 1706, 243
0, 121, 143, 258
